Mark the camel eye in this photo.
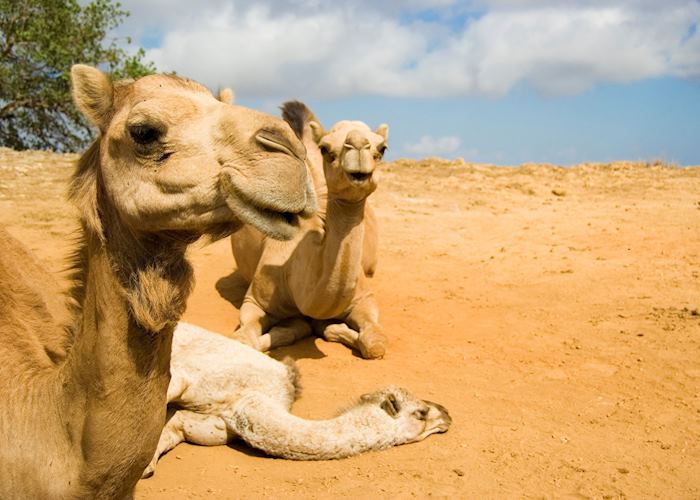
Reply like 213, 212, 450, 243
374, 145, 387, 161
129, 124, 161, 145
321, 145, 336, 161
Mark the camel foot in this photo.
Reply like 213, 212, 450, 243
357, 329, 387, 359
232, 330, 268, 351
322, 323, 359, 346
141, 461, 156, 479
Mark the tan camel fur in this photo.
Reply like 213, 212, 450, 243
0, 65, 315, 499
142, 322, 451, 475
284, 101, 379, 278
230, 101, 389, 358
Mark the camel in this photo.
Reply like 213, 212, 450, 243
0, 65, 315, 499
142, 322, 451, 476
230, 101, 389, 359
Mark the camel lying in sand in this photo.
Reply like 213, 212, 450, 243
142, 322, 451, 476
231, 101, 388, 358
0, 65, 314, 499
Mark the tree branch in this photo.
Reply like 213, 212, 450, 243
0, 98, 43, 119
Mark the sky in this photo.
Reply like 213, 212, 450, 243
113, 0, 700, 165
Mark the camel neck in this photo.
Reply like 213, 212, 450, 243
326, 197, 367, 226
228, 394, 399, 460
292, 197, 366, 318
59, 225, 193, 496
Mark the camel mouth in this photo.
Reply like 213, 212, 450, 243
230, 195, 301, 240
424, 400, 452, 432
435, 422, 451, 433
219, 163, 316, 240
223, 187, 301, 241
346, 171, 373, 184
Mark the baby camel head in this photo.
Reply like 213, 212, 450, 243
70, 65, 315, 241
310, 120, 388, 203
358, 386, 451, 444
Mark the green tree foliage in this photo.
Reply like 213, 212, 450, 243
0, 0, 155, 151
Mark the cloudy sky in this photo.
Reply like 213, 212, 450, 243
114, 0, 700, 164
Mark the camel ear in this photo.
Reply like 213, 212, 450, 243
218, 87, 235, 104
71, 64, 113, 130
309, 121, 325, 143
380, 393, 401, 417
375, 123, 389, 141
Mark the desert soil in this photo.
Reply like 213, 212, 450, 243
1, 147, 699, 499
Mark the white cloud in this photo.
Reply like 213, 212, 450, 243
404, 135, 462, 156
117, 0, 700, 98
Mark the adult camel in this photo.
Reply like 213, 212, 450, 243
0, 65, 314, 499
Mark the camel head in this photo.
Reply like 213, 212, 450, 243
70, 65, 315, 241
359, 386, 451, 443
310, 119, 388, 203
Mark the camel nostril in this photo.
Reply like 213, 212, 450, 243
255, 127, 306, 162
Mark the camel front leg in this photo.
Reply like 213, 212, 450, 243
262, 317, 312, 351
313, 319, 361, 351
233, 300, 277, 351
345, 291, 387, 359
141, 410, 230, 479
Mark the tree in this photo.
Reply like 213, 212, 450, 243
0, 0, 156, 151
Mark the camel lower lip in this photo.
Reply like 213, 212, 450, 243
221, 172, 303, 240
226, 194, 300, 240
347, 172, 372, 183
256, 206, 299, 228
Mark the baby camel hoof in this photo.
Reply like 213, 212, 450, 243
141, 463, 155, 479
357, 332, 387, 359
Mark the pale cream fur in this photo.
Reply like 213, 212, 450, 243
142, 322, 451, 475
0, 66, 314, 499
231, 101, 389, 358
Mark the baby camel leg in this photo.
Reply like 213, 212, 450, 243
233, 300, 276, 351
141, 410, 229, 478
346, 293, 387, 359
261, 317, 312, 351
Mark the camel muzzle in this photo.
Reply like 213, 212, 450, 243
342, 147, 375, 176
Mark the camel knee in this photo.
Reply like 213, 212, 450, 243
181, 412, 229, 446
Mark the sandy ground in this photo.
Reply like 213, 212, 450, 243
1, 147, 699, 499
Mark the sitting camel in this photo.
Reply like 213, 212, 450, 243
231, 101, 388, 358
143, 322, 451, 476
0, 65, 315, 499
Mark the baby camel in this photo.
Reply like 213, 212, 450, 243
0, 66, 314, 499
143, 322, 451, 476
231, 101, 387, 358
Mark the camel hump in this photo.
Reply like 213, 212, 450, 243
281, 100, 317, 140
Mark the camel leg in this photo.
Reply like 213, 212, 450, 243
313, 320, 361, 351
142, 410, 229, 479
233, 300, 276, 351
345, 293, 387, 359
261, 317, 312, 350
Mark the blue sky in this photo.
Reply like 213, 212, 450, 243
114, 1, 700, 165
